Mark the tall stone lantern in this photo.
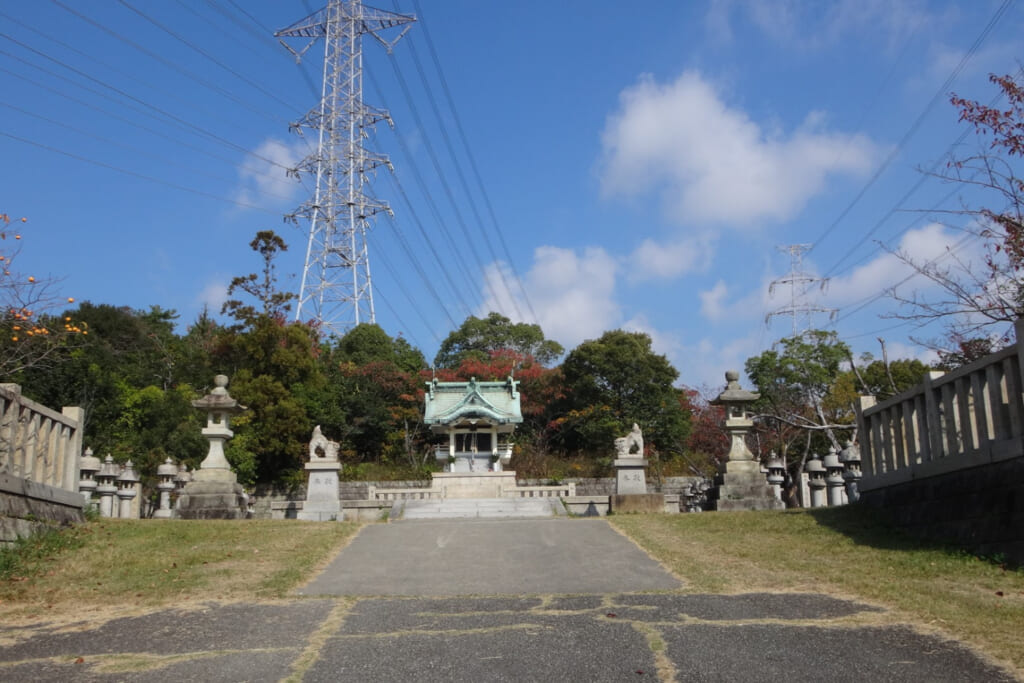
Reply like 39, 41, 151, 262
708, 371, 784, 511
175, 375, 249, 519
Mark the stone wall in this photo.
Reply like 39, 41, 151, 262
0, 472, 84, 546
858, 457, 1024, 565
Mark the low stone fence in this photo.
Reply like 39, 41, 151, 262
0, 384, 83, 492
855, 320, 1024, 563
503, 483, 576, 498
0, 384, 85, 543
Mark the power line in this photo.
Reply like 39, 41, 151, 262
0, 131, 281, 215
807, 0, 1012, 255
409, 0, 538, 324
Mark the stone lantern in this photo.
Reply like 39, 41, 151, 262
840, 440, 862, 503
175, 375, 249, 519
823, 446, 846, 507
96, 455, 119, 518
115, 460, 140, 518
192, 375, 243, 477
765, 452, 785, 501
154, 457, 178, 519
708, 371, 784, 511
78, 447, 101, 506
175, 463, 192, 491
804, 453, 827, 508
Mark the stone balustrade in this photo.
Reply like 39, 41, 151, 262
0, 383, 83, 493
502, 483, 576, 498
367, 485, 442, 501
855, 322, 1024, 493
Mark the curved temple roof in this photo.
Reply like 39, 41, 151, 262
423, 376, 523, 429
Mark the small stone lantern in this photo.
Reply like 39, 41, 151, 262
78, 447, 101, 506
765, 452, 785, 501
96, 455, 119, 518
823, 446, 846, 507
804, 453, 827, 508
175, 463, 192, 491
154, 457, 178, 519
115, 460, 140, 518
840, 440, 862, 503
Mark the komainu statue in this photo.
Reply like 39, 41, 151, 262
614, 423, 644, 458
309, 425, 340, 462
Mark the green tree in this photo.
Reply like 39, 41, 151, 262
555, 330, 690, 456
221, 230, 296, 327
434, 312, 563, 368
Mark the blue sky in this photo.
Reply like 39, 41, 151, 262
2, 0, 1022, 389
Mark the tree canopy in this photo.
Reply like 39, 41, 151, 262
434, 312, 563, 368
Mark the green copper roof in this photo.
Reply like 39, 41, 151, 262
423, 376, 523, 427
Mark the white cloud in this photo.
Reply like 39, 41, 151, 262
480, 246, 621, 349
197, 280, 228, 312
600, 71, 879, 228
824, 223, 979, 307
627, 236, 715, 282
707, 0, 940, 52
234, 137, 306, 208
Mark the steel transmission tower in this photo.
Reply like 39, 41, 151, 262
276, 1, 415, 335
766, 244, 836, 337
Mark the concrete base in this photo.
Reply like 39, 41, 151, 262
610, 493, 665, 514
1, 473, 84, 546
710, 469, 785, 512
174, 480, 249, 520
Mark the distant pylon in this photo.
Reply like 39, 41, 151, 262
766, 244, 836, 337
276, 1, 415, 335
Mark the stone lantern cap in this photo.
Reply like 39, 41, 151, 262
822, 447, 843, 472
804, 454, 825, 474
80, 447, 101, 474
711, 370, 760, 406
98, 454, 119, 482
175, 463, 192, 485
192, 375, 244, 413
839, 440, 861, 464
116, 460, 140, 484
157, 457, 178, 478
766, 452, 785, 472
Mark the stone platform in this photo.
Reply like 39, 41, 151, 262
393, 497, 564, 520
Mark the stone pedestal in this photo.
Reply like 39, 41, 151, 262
299, 461, 341, 521
614, 458, 649, 495
175, 476, 249, 519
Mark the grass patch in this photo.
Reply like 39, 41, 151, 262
612, 508, 1024, 674
0, 519, 358, 623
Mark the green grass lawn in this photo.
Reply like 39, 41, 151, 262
0, 519, 358, 623
612, 508, 1024, 676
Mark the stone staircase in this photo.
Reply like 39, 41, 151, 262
392, 497, 566, 521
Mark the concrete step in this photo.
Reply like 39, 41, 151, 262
394, 497, 565, 521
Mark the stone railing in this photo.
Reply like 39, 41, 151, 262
855, 329, 1024, 492
0, 383, 83, 493
367, 485, 442, 501
503, 483, 576, 498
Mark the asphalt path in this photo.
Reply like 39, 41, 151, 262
0, 517, 1017, 682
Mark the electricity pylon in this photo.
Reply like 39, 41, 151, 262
276, 0, 415, 335
766, 244, 836, 337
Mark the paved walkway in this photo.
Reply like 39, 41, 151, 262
0, 518, 1017, 682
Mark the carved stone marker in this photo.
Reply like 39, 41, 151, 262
299, 425, 342, 521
